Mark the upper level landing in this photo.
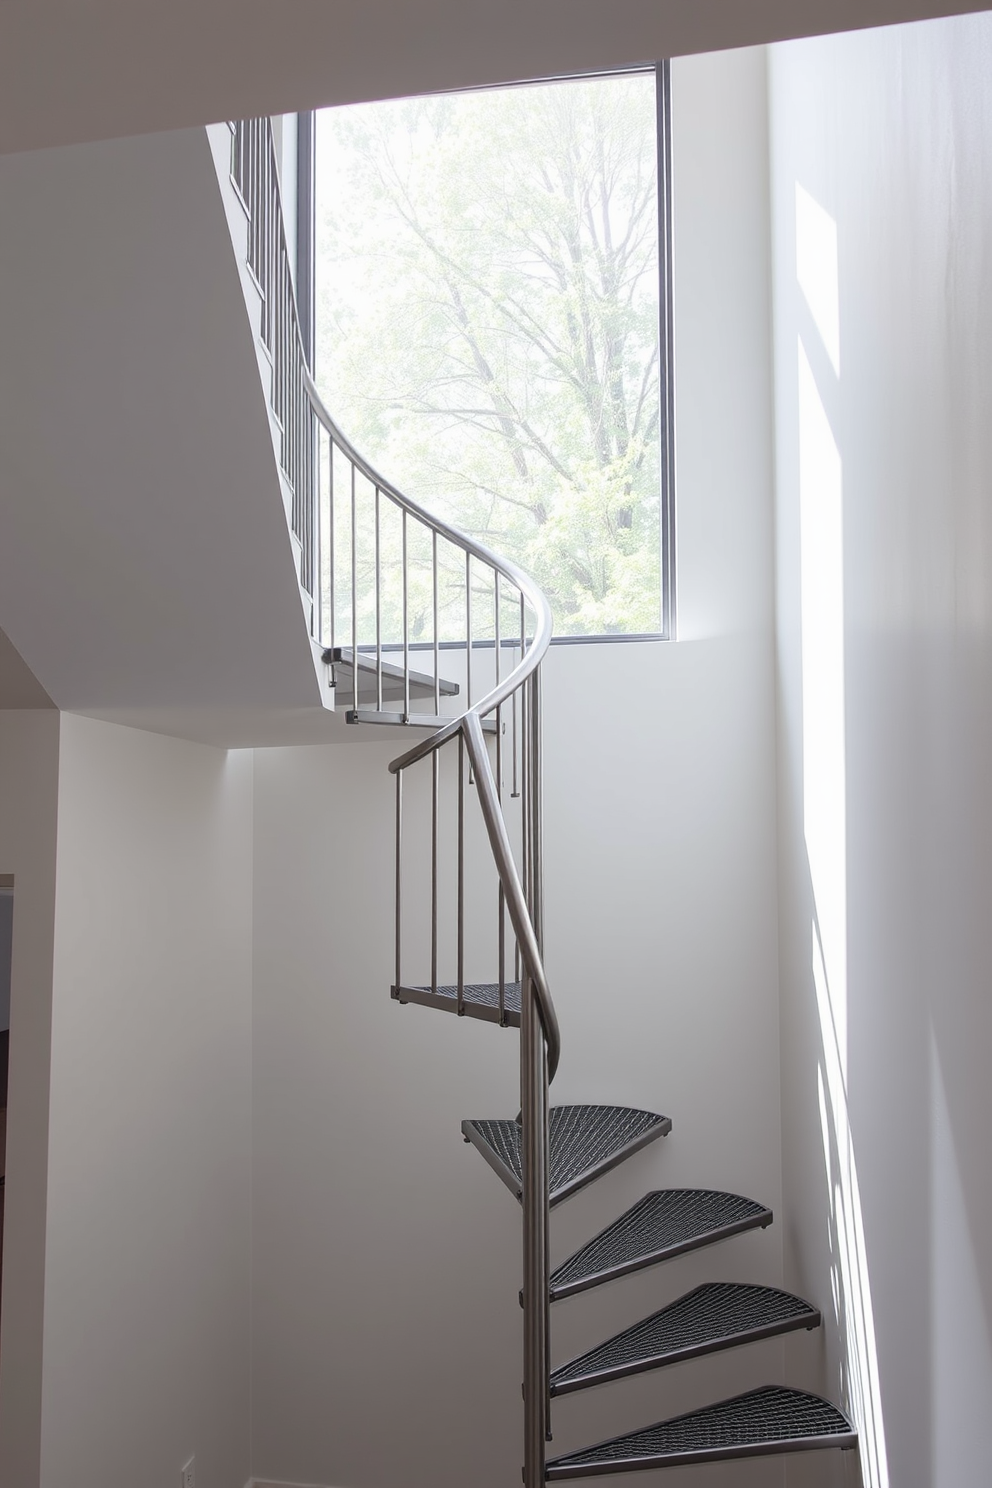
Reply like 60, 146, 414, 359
0, 126, 331, 746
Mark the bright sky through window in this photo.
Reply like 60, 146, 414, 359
315, 73, 663, 638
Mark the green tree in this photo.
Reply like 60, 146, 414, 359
315, 74, 662, 637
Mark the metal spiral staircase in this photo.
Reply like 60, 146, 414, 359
229, 116, 859, 1486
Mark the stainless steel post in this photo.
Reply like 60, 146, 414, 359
521, 967, 549, 1488
432, 533, 440, 716
403, 510, 410, 722
528, 666, 551, 1430
351, 463, 358, 714
457, 732, 465, 1015
431, 749, 439, 995
395, 769, 403, 990
375, 486, 383, 711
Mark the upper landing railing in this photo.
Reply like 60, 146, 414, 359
229, 116, 559, 1485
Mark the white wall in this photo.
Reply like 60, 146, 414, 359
38, 716, 253, 1488
770, 15, 992, 1487
250, 47, 788, 1488
0, 711, 60, 1488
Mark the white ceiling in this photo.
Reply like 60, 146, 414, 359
1, 0, 984, 156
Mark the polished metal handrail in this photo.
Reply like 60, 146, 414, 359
303, 370, 560, 1075
230, 114, 559, 1488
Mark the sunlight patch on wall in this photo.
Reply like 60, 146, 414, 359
796, 183, 840, 375
799, 338, 847, 1072
814, 945, 889, 1488
930, 1035, 992, 1486
798, 183, 889, 1488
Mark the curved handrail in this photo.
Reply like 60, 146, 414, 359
302, 365, 560, 1078
232, 111, 558, 1481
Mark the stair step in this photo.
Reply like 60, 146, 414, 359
545, 1386, 856, 1477
550, 1283, 820, 1395
393, 981, 522, 1026
323, 645, 459, 707
550, 1189, 772, 1300
349, 710, 498, 732
462, 1106, 671, 1207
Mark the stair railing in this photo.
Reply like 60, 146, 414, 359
230, 114, 560, 1488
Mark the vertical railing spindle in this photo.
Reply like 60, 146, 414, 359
328, 437, 335, 653
395, 769, 403, 991
403, 511, 410, 722
375, 486, 383, 712
433, 533, 440, 717
496, 573, 505, 1024
457, 732, 465, 1015
466, 552, 473, 709
431, 750, 439, 996
351, 462, 358, 715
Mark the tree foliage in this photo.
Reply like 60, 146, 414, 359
315, 74, 662, 637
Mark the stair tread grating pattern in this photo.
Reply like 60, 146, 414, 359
412, 982, 522, 1013
393, 982, 523, 1027
551, 1283, 820, 1393
551, 1189, 772, 1298
464, 1106, 670, 1205
546, 1386, 856, 1477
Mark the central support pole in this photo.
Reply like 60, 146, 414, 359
521, 667, 549, 1488
521, 979, 549, 1488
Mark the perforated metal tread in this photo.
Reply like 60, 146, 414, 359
393, 982, 522, 1027
550, 1189, 773, 1300
550, 1283, 820, 1395
545, 1386, 857, 1477
323, 646, 460, 699
462, 1106, 671, 1206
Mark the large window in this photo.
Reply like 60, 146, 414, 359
313, 66, 674, 639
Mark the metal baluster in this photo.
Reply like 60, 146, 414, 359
432, 533, 440, 716
431, 749, 439, 996
395, 769, 403, 992
466, 552, 472, 709
528, 664, 551, 1434
511, 593, 521, 800
308, 400, 316, 615
529, 670, 544, 952
498, 764, 506, 1024
328, 437, 335, 654
315, 424, 322, 645
375, 487, 383, 712
251, 122, 257, 300
495, 572, 501, 688
521, 976, 549, 1488
351, 462, 358, 715
496, 573, 505, 1024
521, 676, 530, 930
316, 419, 324, 645
457, 732, 465, 1016
403, 511, 410, 722
513, 592, 521, 983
